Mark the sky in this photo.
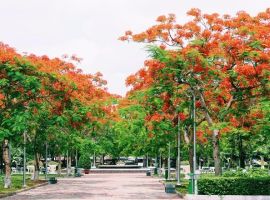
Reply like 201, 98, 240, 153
0, 0, 269, 96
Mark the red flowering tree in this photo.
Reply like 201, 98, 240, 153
121, 8, 270, 175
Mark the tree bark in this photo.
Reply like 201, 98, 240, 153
58, 155, 62, 175
101, 154, 105, 165
183, 128, 193, 173
213, 130, 221, 175
260, 156, 265, 169
3, 139, 11, 188
32, 152, 40, 180
239, 135, 245, 168
66, 151, 70, 176
199, 91, 222, 176
189, 145, 194, 173
68, 154, 71, 175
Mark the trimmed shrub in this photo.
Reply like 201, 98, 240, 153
198, 177, 270, 195
78, 155, 91, 169
222, 168, 269, 178
181, 161, 190, 165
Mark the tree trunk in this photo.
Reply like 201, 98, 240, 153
58, 155, 62, 175
189, 145, 194, 173
183, 128, 193, 173
66, 151, 70, 176
68, 154, 71, 175
3, 139, 11, 188
32, 152, 40, 180
260, 156, 265, 169
239, 135, 245, 168
102, 154, 105, 165
213, 130, 221, 175
199, 92, 222, 176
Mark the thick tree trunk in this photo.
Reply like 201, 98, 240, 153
213, 130, 221, 175
32, 152, 40, 180
3, 139, 11, 188
183, 128, 193, 173
199, 92, 222, 176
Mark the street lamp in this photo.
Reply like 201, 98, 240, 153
146, 152, 149, 168
23, 131, 26, 188
176, 114, 181, 186
159, 151, 162, 177
75, 149, 78, 169
45, 142, 48, 180
192, 90, 198, 194
92, 151, 96, 168
168, 142, 171, 180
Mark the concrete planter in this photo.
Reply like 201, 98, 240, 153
48, 177, 57, 184
165, 183, 176, 193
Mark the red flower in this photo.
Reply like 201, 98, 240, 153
178, 113, 187, 121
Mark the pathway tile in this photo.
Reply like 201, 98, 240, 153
3, 173, 180, 200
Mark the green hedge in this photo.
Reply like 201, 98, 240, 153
198, 177, 270, 195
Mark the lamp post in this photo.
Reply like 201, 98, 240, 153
146, 152, 149, 168
23, 131, 26, 188
45, 142, 48, 180
92, 151, 96, 168
159, 151, 162, 176
168, 142, 171, 180
176, 115, 181, 186
75, 149, 78, 169
192, 90, 197, 194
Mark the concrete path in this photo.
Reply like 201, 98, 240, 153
3, 173, 180, 200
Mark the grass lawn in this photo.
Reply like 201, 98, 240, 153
163, 179, 189, 195
0, 174, 42, 195
0, 173, 63, 195
175, 180, 189, 195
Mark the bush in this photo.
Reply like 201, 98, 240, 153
181, 161, 190, 165
198, 177, 270, 195
222, 168, 269, 178
48, 161, 59, 165
78, 155, 91, 169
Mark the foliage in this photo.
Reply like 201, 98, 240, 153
78, 155, 91, 169
121, 8, 270, 174
222, 168, 270, 178
198, 177, 270, 195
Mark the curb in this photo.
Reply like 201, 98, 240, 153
0, 181, 48, 199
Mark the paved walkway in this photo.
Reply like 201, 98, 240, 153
4, 173, 180, 200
